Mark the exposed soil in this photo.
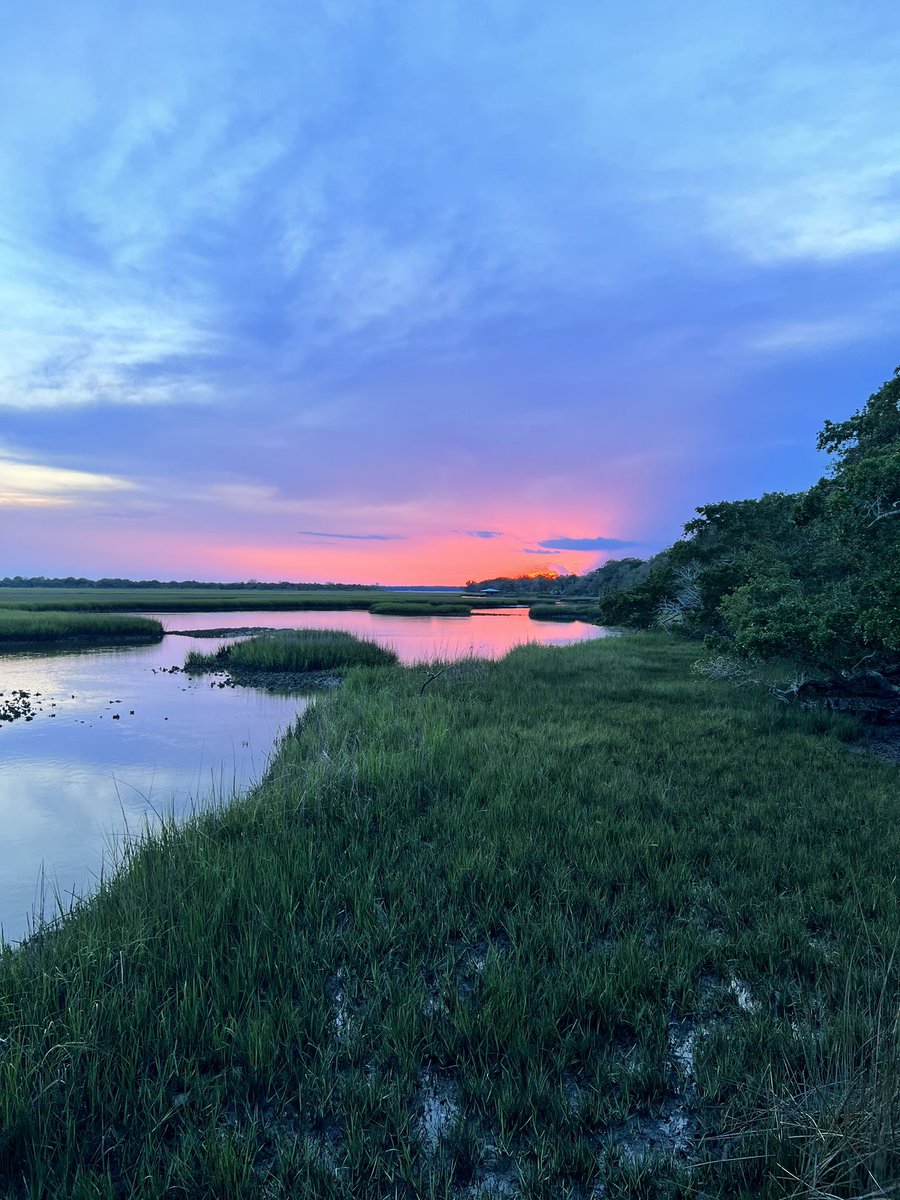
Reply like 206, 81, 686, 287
0, 633, 162, 651
214, 667, 342, 693
849, 725, 900, 765
167, 626, 282, 638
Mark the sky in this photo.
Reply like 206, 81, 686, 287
2, 0, 899, 585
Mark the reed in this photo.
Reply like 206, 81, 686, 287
0, 610, 163, 647
369, 602, 472, 617
185, 629, 398, 674
528, 602, 599, 622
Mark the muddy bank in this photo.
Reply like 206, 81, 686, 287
167, 626, 282, 639
200, 668, 342, 693
0, 633, 163, 652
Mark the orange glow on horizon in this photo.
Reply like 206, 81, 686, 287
15, 501, 633, 585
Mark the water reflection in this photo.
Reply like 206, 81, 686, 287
153, 605, 610, 663
0, 608, 609, 943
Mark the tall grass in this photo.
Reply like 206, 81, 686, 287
528, 602, 599, 622
0, 635, 896, 1196
369, 602, 472, 617
0, 588, 455, 614
185, 629, 398, 674
0, 610, 163, 647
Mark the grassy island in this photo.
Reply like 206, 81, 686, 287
0, 635, 896, 1197
369, 601, 473, 617
528, 603, 599, 623
185, 628, 398, 674
0, 610, 164, 649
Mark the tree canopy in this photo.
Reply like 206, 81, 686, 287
593, 369, 900, 677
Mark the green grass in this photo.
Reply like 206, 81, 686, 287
0, 635, 897, 1197
0, 588, 456, 614
528, 602, 599, 622
0, 610, 163, 647
185, 629, 399, 674
369, 602, 473, 617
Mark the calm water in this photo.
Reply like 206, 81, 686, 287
0, 608, 609, 943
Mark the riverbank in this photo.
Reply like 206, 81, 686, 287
0, 635, 896, 1197
0, 610, 164, 649
0, 587, 514, 615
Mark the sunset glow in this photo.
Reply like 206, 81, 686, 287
2, 3, 898, 582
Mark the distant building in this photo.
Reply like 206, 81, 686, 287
480, 587, 500, 595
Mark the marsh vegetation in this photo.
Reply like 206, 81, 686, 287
0, 610, 163, 647
528, 603, 598, 623
184, 629, 399, 675
0, 635, 895, 1197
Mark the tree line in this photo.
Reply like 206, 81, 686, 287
470, 368, 900, 683
595, 368, 899, 680
0, 578, 372, 591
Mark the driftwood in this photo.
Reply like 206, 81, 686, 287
793, 670, 900, 724
797, 670, 900, 700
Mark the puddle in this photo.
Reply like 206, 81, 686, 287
327, 970, 352, 1042
604, 1101, 697, 1165
462, 1171, 520, 1198
416, 1067, 460, 1152
667, 1019, 698, 1083
728, 976, 755, 1014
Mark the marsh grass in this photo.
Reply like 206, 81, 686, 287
185, 629, 398, 674
528, 603, 599, 623
369, 602, 472, 617
0, 610, 163, 647
0, 635, 896, 1197
0, 588, 453, 614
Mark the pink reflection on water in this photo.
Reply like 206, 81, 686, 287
149, 606, 612, 664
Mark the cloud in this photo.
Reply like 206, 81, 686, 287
298, 529, 406, 541
465, 529, 503, 539
747, 312, 890, 356
537, 536, 636, 551
0, 453, 137, 508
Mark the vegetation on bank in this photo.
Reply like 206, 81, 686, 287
0, 589, 478, 616
471, 370, 900, 692
0, 589, 391, 614
466, 557, 651, 600
528, 602, 599, 622
0, 635, 896, 1197
370, 602, 472, 617
603, 373, 899, 680
0, 577, 375, 592
185, 629, 398, 674
0, 610, 163, 648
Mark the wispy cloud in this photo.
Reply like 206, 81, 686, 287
3, 2, 899, 581
537, 536, 636, 552
298, 529, 406, 541
0, 452, 136, 508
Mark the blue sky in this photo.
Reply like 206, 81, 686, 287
2, 0, 899, 582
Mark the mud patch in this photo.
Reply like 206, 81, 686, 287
604, 1101, 697, 1165
416, 1067, 460, 1153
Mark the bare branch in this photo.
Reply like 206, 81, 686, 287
419, 665, 451, 695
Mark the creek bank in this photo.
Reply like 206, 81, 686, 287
167, 626, 282, 638
0, 632, 163, 652
202, 667, 342, 693
798, 668, 900, 764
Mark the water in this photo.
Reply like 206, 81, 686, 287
0, 608, 609, 943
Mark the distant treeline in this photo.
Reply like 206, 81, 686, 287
464, 556, 657, 599
0, 577, 372, 591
